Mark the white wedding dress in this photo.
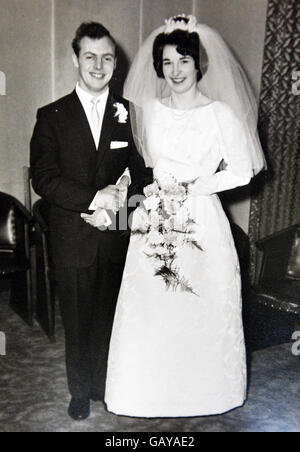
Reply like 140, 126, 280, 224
105, 99, 253, 418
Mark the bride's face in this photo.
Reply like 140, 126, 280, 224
162, 45, 198, 94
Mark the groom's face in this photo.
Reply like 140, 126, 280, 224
73, 36, 117, 96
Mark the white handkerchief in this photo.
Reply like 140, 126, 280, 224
110, 141, 128, 149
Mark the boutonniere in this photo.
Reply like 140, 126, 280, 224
113, 103, 128, 124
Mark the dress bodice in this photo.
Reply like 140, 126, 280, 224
148, 100, 223, 182
144, 99, 253, 193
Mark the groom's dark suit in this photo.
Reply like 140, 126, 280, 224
30, 90, 152, 399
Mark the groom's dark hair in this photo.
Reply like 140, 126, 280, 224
72, 22, 117, 57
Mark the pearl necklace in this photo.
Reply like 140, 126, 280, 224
167, 92, 203, 119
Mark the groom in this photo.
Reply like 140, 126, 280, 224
30, 22, 151, 420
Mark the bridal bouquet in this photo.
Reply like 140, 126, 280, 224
131, 172, 202, 295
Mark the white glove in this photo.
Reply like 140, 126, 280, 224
81, 208, 111, 230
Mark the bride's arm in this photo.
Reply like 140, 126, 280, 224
188, 167, 252, 196
189, 103, 254, 196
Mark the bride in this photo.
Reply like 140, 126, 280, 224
103, 15, 266, 418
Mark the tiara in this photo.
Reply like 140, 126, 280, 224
164, 14, 198, 34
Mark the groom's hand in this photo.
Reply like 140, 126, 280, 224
93, 185, 127, 214
81, 208, 110, 230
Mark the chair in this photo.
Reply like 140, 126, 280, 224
23, 167, 56, 342
253, 224, 300, 315
32, 199, 55, 342
0, 192, 35, 326
248, 224, 300, 350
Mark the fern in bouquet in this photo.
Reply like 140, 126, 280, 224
131, 172, 202, 295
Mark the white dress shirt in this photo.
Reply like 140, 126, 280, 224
76, 83, 109, 148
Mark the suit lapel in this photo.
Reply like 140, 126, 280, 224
65, 90, 97, 154
96, 92, 117, 168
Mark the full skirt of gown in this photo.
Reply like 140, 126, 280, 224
105, 100, 248, 417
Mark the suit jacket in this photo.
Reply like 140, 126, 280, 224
30, 90, 152, 268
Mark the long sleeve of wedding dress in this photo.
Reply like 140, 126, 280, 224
189, 102, 254, 196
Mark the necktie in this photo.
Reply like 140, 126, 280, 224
90, 98, 101, 147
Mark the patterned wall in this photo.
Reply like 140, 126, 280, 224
249, 0, 300, 282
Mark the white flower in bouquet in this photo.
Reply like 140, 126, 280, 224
164, 231, 178, 246
131, 206, 150, 233
152, 245, 170, 257
163, 218, 173, 232
161, 182, 178, 194
148, 230, 164, 247
144, 181, 160, 198
163, 198, 181, 216
143, 194, 160, 212
155, 168, 177, 190
173, 206, 190, 232
149, 210, 161, 229
171, 184, 187, 203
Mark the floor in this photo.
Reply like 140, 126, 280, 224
0, 290, 299, 432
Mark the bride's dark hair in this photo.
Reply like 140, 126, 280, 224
153, 28, 206, 82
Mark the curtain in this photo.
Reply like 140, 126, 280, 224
249, 0, 300, 283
